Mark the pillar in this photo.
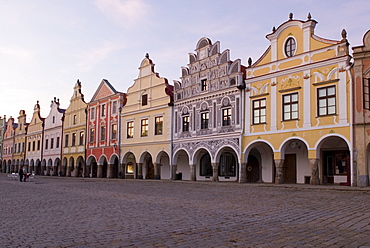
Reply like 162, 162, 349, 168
66, 166, 72, 177
239, 162, 247, 183
107, 163, 113, 178
154, 163, 161, 180
119, 163, 125, 179
212, 163, 219, 182
190, 164, 196, 181
309, 158, 320, 185
97, 164, 103, 178
274, 159, 284, 184
171, 164, 177, 180
137, 163, 143, 179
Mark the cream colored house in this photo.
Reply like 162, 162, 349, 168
243, 14, 353, 185
13, 110, 28, 172
120, 54, 173, 179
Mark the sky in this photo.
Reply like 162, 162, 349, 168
1, 0, 369, 122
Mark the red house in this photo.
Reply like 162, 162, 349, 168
86, 79, 126, 178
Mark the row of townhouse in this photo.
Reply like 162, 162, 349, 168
1, 14, 370, 186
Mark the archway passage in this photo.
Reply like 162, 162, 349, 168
146, 157, 154, 179
322, 150, 350, 185
200, 153, 212, 178
246, 154, 260, 183
219, 152, 237, 178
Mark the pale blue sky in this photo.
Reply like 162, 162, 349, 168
1, 0, 369, 121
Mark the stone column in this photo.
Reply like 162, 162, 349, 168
309, 158, 320, 185
66, 166, 72, 177
119, 163, 125, 179
274, 159, 284, 184
190, 164, 196, 181
154, 163, 161, 180
97, 164, 103, 178
171, 164, 177, 180
107, 163, 113, 178
46, 166, 51, 176
52, 166, 58, 176
212, 163, 219, 182
137, 163, 143, 179
239, 162, 247, 183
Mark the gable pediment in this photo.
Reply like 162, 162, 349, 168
91, 79, 117, 102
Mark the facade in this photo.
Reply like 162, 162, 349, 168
62, 81, 88, 177
42, 98, 65, 176
2, 117, 16, 173
25, 101, 45, 175
13, 110, 28, 173
352, 30, 370, 187
121, 54, 173, 180
242, 14, 353, 185
172, 38, 245, 181
0, 116, 6, 171
86, 79, 126, 178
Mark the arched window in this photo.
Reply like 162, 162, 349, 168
219, 152, 236, 177
284, 37, 296, 57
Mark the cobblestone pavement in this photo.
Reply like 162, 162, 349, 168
1, 174, 370, 248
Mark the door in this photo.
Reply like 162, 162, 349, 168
246, 155, 260, 183
283, 154, 296, 183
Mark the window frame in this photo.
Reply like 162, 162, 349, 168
182, 116, 190, 132
101, 104, 106, 117
201, 79, 208, 91
284, 37, 296, 58
252, 98, 267, 125
141, 119, 149, 137
222, 108, 231, 126
317, 85, 336, 117
282, 92, 299, 121
142, 94, 148, 106
111, 124, 117, 140
201, 112, 209, 129
363, 78, 370, 110
100, 126, 106, 141
154, 116, 163, 135
89, 128, 95, 143
127, 121, 134, 138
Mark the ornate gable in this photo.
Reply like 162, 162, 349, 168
91, 79, 117, 102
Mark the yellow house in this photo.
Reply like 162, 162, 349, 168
62, 80, 88, 177
13, 110, 28, 172
25, 101, 44, 175
242, 13, 353, 185
120, 54, 173, 179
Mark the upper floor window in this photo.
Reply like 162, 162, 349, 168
283, 93, 299, 121
101, 104, 106, 117
127, 121, 134, 138
222, 108, 231, 126
73, 115, 77, 125
50, 138, 54, 149
72, 133, 76, 146
79, 132, 84, 145
100, 126, 106, 141
141, 119, 148, 137
363, 78, 370, 110
111, 124, 117, 140
183, 116, 190, 132
89, 128, 95, 143
142, 94, 148, 106
253, 99, 266, 124
90, 108, 95, 120
201, 112, 209, 129
318, 85, 336, 116
112, 101, 117, 114
45, 139, 49, 150
285, 37, 296, 57
56, 137, 60, 148
65, 134, 69, 147
155, 116, 163, 135
201, 79, 208, 91
37, 140, 40, 150
52, 116, 55, 124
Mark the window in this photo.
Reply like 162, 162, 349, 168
111, 124, 117, 140
65, 134, 69, 147
37, 140, 40, 150
222, 108, 231, 126
112, 101, 117, 114
285, 37, 296, 57
253, 99, 266, 124
89, 128, 95, 143
155, 116, 163, 135
79, 132, 84, 145
283, 93, 299, 121
72, 133, 76, 146
56, 137, 60, 148
142, 94, 148, 106
126, 162, 134, 174
101, 104, 106, 117
363, 78, 370, 110
50, 138, 54, 149
127, 121, 134, 138
52, 116, 55, 124
201, 112, 209, 129
28, 142, 31, 151
100, 126, 106, 141
182, 116, 189, 132
73, 115, 77, 125
200, 153, 212, 177
141, 119, 148, 137
45, 139, 49, 150
201, 79, 207, 91
318, 86, 336, 116
219, 152, 236, 177
22, 142, 25, 152
90, 108, 95, 120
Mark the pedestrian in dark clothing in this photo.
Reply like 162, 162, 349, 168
19, 167, 24, 182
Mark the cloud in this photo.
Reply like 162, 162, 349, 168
0, 45, 35, 64
95, 0, 149, 29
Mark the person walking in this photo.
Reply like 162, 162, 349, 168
18, 167, 24, 182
